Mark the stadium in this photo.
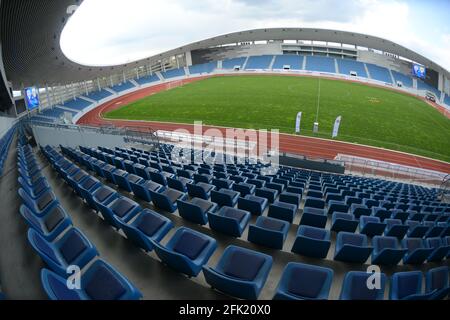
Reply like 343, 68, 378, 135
0, 0, 449, 305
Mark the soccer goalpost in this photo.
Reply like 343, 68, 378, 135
165, 79, 184, 91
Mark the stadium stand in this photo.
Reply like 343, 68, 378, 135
161, 68, 185, 79
135, 74, 160, 85
417, 79, 441, 98
24, 138, 448, 301
392, 70, 413, 88
189, 62, 217, 75
17, 140, 142, 300
221, 57, 247, 70
366, 63, 393, 83
0, 126, 16, 176
305, 56, 336, 73
337, 59, 368, 78
272, 55, 303, 70
85, 89, 113, 101
111, 81, 136, 93
40, 107, 77, 119
245, 55, 274, 70
62, 98, 93, 111
444, 94, 450, 106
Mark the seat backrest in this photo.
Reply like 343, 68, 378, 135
374, 236, 398, 250
299, 225, 329, 241
339, 232, 366, 247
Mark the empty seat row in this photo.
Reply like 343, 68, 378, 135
18, 143, 142, 300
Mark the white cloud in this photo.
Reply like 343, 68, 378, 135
60, 0, 450, 71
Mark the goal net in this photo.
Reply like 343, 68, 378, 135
165, 79, 184, 91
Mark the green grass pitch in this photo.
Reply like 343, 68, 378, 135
105, 75, 450, 162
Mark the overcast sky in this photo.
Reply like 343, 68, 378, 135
60, 0, 450, 70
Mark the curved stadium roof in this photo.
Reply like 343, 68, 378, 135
1, 0, 449, 87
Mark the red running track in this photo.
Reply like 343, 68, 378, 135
77, 76, 450, 174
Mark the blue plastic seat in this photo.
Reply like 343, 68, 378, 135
177, 198, 217, 225
350, 204, 371, 218
237, 195, 268, 216
389, 271, 432, 300
117, 173, 143, 193
153, 227, 217, 277
90, 186, 119, 212
334, 232, 373, 263
247, 179, 265, 188
279, 191, 301, 206
426, 237, 449, 262
291, 225, 331, 258
426, 266, 450, 300
300, 207, 327, 228
187, 182, 215, 200
28, 228, 98, 277
402, 238, 433, 265
211, 189, 240, 207
212, 178, 233, 190
41, 259, 142, 300
384, 218, 409, 239
20, 204, 72, 241
97, 196, 142, 230
18, 176, 51, 199
371, 236, 407, 265
304, 197, 325, 210
339, 271, 386, 300
78, 176, 101, 203
18, 188, 59, 217
100, 164, 117, 183
167, 177, 193, 193
391, 209, 409, 223
129, 179, 163, 202
424, 223, 446, 238
255, 187, 278, 203
193, 173, 213, 184
207, 206, 250, 237
202, 245, 272, 299
359, 215, 387, 237
232, 182, 256, 197
372, 207, 392, 221
327, 200, 349, 216
149, 187, 187, 213
150, 171, 172, 186
248, 216, 290, 249
331, 212, 358, 233
273, 262, 333, 300
406, 220, 429, 238
268, 201, 297, 223
115, 209, 173, 252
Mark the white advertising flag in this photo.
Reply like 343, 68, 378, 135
332, 116, 342, 138
295, 112, 302, 133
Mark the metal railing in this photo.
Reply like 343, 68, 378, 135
25, 119, 161, 152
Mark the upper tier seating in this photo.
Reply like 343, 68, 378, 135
304, 56, 336, 73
